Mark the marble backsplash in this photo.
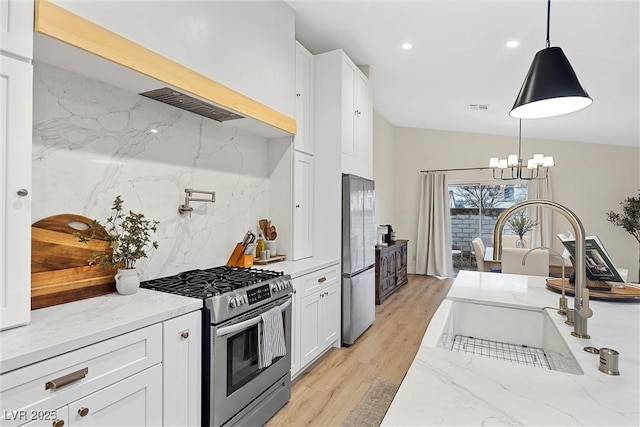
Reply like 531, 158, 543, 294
32, 62, 272, 279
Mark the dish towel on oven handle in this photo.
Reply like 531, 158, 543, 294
258, 306, 287, 369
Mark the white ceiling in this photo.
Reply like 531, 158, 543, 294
286, 0, 640, 147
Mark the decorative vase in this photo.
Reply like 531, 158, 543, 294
115, 268, 140, 295
516, 236, 527, 248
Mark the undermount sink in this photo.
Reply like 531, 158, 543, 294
424, 299, 583, 375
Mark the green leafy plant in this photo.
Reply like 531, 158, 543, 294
77, 195, 159, 269
507, 213, 538, 238
606, 192, 640, 281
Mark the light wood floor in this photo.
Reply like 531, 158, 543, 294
267, 274, 453, 426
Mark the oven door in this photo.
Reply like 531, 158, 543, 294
210, 295, 292, 427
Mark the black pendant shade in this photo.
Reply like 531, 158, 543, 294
510, 47, 592, 119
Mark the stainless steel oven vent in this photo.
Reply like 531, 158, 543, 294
139, 87, 244, 122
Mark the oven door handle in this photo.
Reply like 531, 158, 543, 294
216, 298, 291, 338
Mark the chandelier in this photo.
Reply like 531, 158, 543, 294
489, 120, 554, 180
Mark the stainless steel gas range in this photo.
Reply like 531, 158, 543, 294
141, 266, 293, 427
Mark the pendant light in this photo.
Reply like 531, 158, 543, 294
510, 0, 592, 119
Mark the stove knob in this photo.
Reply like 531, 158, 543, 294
241, 295, 248, 305
270, 283, 278, 293
229, 297, 238, 308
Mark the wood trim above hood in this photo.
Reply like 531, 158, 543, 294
33, 0, 297, 137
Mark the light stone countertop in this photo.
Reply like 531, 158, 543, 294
0, 289, 202, 373
382, 270, 640, 426
251, 257, 340, 279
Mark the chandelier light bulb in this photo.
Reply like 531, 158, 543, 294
507, 155, 518, 166
489, 157, 500, 168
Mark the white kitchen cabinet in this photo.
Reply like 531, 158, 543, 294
315, 49, 373, 180
68, 365, 162, 426
293, 151, 314, 260
163, 311, 202, 427
294, 41, 314, 154
0, 324, 162, 427
0, 0, 34, 60
1, 308, 202, 427
0, 54, 33, 331
294, 264, 340, 373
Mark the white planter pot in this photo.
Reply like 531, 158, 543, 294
115, 268, 140, 295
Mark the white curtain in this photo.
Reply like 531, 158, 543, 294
530, 172, 554, 248
416, 172, 453, 277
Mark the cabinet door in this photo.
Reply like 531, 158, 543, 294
68, 365, 162, 427
354, 70, 372, 176
293, 151, 313, 260
0, 54, 32, 330
320, 282, 339, 348
163, 311, 202, 427
0, 0, 34, 59
294, 42, 314, 154
341, 58, 357, 156
290, 286, 301, 378
299, 292, 321, 368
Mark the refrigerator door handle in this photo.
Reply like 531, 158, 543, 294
342, 264, 375, 279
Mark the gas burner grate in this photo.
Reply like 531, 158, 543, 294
451, 335, 551, 370
141, 266, 283, 299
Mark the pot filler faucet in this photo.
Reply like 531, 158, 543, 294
493, 199, 592, 339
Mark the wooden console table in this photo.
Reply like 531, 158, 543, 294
375, 240, 408, 304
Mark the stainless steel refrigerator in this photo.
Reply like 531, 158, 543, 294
342, 174, 376, 346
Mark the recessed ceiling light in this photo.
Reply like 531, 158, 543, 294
402, 43, 412, 50
506, 40, 520, 48
149, 128, 159, 134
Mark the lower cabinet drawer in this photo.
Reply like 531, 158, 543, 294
0, 324, 162, 426
297, 265, 339, 299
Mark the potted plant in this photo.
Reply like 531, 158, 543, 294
506, 213, 538, 248
606, 192, 640, 282
77, 195, 159, 295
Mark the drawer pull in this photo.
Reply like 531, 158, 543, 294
45, 367, 88, 390
318, 276, 327, 283
181, 331, 190, 339
78, 407, 89, 417
52, 420, 65, 427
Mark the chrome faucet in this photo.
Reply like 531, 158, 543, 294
523, 246, 568, 315
493, 200, 592, 339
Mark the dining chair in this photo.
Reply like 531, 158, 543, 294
471, 238, 485, 272
452, 245, 464, 266
501, 248, 549, 276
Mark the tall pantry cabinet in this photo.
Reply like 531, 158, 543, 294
313, 48, 373, 260
1, 0, 33, 330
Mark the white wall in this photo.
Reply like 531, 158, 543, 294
391, 127, 639, 282
373, 111, 395, 227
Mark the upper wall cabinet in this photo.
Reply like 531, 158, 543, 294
294, 42, 314, 154
0, 0, 34, 59
1, 4, 33, 330
315, 49, 373, 180
34, 0, 296, 137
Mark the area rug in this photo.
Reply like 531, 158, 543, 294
341, 378, 400, 427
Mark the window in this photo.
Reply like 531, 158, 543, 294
449, 183, 528, 251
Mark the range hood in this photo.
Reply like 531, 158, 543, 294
33, 0, 295, 139
139, 88, 244, 123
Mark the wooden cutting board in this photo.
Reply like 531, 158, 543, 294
546, 278, 640, 302
31, 214, 116, 309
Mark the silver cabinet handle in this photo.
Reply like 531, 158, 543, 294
17, 188, 28, 196
318, 276, 327, 283
78, 407, 89, 417
181, 331, 189, 339
52, 420, 65, 427
45, 367, 88, 390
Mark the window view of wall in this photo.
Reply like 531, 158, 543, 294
449, 183, 528, 253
